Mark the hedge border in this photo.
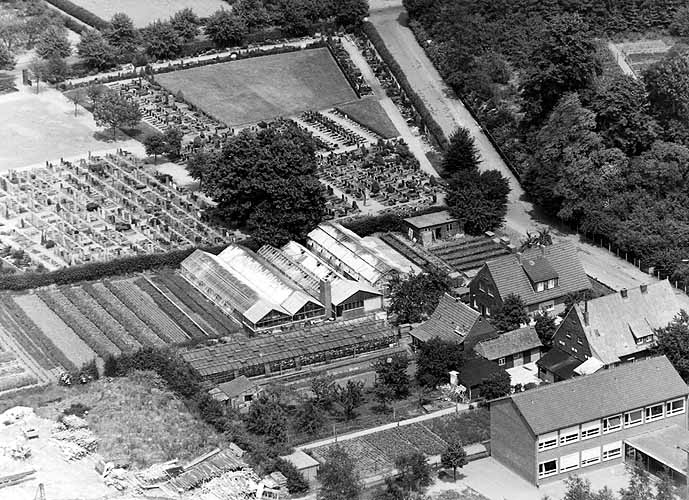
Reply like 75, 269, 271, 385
43, 0, 109, 31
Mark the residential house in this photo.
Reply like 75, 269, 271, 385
474, 326, 543, 369
209, 375, 263, 413
410, 293, 497, 349
457, 354, 509, 401
403, 210, 461, 246
537, 280, 682, 382
470, 242, 590, 316
490, 356, 689, 485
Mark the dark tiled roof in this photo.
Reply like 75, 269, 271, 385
536, 348, 582, 379
217, 375, 258, 398
522, 256, 558, 283
484, 242, 590, 306
474, 326, 542, 360
459, 355, 506, 388
509, 356, 689, 435
411, 293, 490, 343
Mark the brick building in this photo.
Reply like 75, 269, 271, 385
474, 326, 542, 369
490, 356, 689, 485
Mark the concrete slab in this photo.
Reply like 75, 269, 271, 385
507, 362, 541, 388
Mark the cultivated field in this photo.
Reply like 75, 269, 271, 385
156, 48, 358, 126
0, 271, 240, 375
69, 0, 227, 27
0, 346, 39, 396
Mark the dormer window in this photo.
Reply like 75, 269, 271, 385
521, 256, 559, 293
535, 278, 558, 292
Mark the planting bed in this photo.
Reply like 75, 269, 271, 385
310, 439, 394, 478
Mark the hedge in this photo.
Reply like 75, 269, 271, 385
44, 0, 109, 30
362, 22, 449, 151
342, 205, 448, 237
0, 245, 226, 291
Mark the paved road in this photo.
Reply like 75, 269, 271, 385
367, 4, 657, 291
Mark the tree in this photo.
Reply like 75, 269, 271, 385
395, 452, 431, 492
654, 471, 675, 500
372, 380, 393, 413
415, 337, 463, 388
534, 311, 557, 347
35, 25, 71, 59
0, 44, 15, 70
619, 462, 652, 500
201, 121, 325, 246
234, 0, 270, 31
318, 445, 362, 500
294, 398, 325, 435
670, 6, 689, 37
245, 393, 288, 447
144, 20, 182, 60
476, 370, 511, 400
105, 13, 140, 56
442, 127, 480, 175
372, 353, 410, 399
170, 8, 200, 42
491, 294, 528, 332
519, 228, 553, 251
77, 30, 115, 71
521, 13, 601, 118
653, 310, 689, 381
644, 48, 689, 124
0, 14, 23, 53
144, 134, 167, 164
274, 458, 310, 494
312, 374, 337, 410
163, 127, 184, 160
23, 14, 54, 49
440, 439, 467, 481
92, 89, 142, 140
28, 57, 45, 94
333, 0, 369, 27
205, 9, 247, 48
42, 57, 69, 83
336, 380, 364, 421
446, 169, 510, 235
388, 271, 452, 324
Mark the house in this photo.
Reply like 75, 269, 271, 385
458, 354, 509, 401
474, 326, 542, 369
403, 210, 461, 246
470, 242, 590, 317
280, 450, 320, 482
537, 280, 682, 382
410, 293, 497, 349
490, 356, 689, 485
209, 376, 263, 413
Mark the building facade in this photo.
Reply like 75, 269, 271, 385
403, 210, 461, 246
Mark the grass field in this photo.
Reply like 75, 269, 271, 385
337, 97, 400, 139
70, 0, 227, 27
156, 48, 359, 126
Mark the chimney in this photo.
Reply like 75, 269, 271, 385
516, 252, 522, 264
620, 288, 628, 299
540, 244, 545, 256
582, 300, 589, 326
640, 283, 648, 294
319, 279, 333, 319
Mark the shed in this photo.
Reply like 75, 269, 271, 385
280, 449, 320, 482
210, 376, 262, 413
403, 210, 461, 246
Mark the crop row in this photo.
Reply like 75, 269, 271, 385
37, 289, 120, 359
2, 297, 77, 372
311, 440, 393, 477
104, 280, 189, 344
0, 372, 37, 393
362, 427, 419, 461
396, 424, 448, 455
84, 283, 166, 348
154, 273, 234, 336
62, 286, 141, 353
0, 360, 25, 377
0, 301, 57, 371
134, 278, 206, 340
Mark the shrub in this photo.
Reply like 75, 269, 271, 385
274, 458, 309, 494
43, 0, 109, 30
63, 402, 90, 417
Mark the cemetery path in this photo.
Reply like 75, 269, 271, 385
607, 41, 636, 77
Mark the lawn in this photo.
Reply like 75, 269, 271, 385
69, 0, 227, 27
337, 97, 400, 139
156, 48, 359, 127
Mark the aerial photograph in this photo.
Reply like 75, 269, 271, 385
1, 0, 689, 499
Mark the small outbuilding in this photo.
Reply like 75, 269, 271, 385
280, 449, 320, 482
403, 210, 461, 246
209, 376, 263, 413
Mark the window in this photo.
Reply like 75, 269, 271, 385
536, 282, 545, 292
538, 459, 558, 479
559, 340, 566, 346
243, 395, 253, 402
559, 453, 579, 473
547, 278, 558, 289
644, 335, 654, 344
667, 398, 686, 416
624, 409, 643, 428
479, 281, 486, 293
342, 300, 364, 312
580, 447, 601, 467
603, 415, 622, 433
645, 403, 664, 422
498, 357, 505, 366
581, 420, 601, 440
602, 441, 622, 461
571, 347, 578, 354
559, 426, 579, 445
538, 431, 558, 451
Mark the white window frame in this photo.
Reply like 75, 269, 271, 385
559, 426, 579, 446
538, 431, 558, 451
559, 453, 579, 473
667, 398, 686, 416
602, 441, 622, 461
538, 459, 558, 479
603, 415, 622, 434
536, 282, 545, 292
624, 409, 643, 428
645, 403, 664, 422
498, 357, 505, 366
580, 447, 601, 467
547, 278, 557, 289
581, 420, 601, 440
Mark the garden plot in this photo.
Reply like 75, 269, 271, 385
0, 348, 38, 395
68, 0, 227, 27
156, 48, 358, 127
616, 39, 671, 77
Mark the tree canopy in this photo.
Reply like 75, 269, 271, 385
143, 20, 183, 60
394, 452, 432, 492
92, 89, 141, 140
416, 337, 463, 388
105, 13, 139, 55
446, 169, 510, 235
491, 293, 528, 332
372, 353, 410, 399
206, 9, 248, 48
317, 446, 362, 500
440, 439, 468, 481
653, 310, 689, 382
442, 127, 481, 175
388, 271, 452, 324
35, 25, 71, 59
77, 30, 115, 71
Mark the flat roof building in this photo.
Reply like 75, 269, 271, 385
403, 210, 461, 246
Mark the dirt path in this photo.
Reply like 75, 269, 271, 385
607, 41, 636, 77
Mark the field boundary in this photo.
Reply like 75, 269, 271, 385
43, 0, 109, 30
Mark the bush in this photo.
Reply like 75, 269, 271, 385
274, 458, 309, 494
62, 402, 91, 417
43, 0, 109, 30
342, 205, 447, 236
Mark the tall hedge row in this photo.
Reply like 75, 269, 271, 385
44, 0, 109, 31
362, 22, 449, 151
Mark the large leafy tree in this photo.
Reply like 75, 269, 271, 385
446, 169, 510, 235
205, 9, 248, 48
198, 121, 325, 246
645, 47, 689, 124
476, 370, 511, 399
92, 89, 142, 140
163, 127, 184, 160
395, 452, 431, 492
533, 311, 557, 347
105, 13, 140, 55
491, 293, 528, 332
333, 0, 368, 27
234, 0, 270, 31
0, 44, 15, 70
144, 134, 167, 164
372, 353, 410, 399
170, 8, 200, 42
144, 20, 182, 60
245, 392, 288, 447
35, 25, 71, 59
521, 13, 601, 118
442, 127, 480, 175
440, 439, 468, 481
388, 271, 452, 324
318, 446, 362, 500
77, 30, 116, 71
653, 310, 689, 382
416, 337, 463, 388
